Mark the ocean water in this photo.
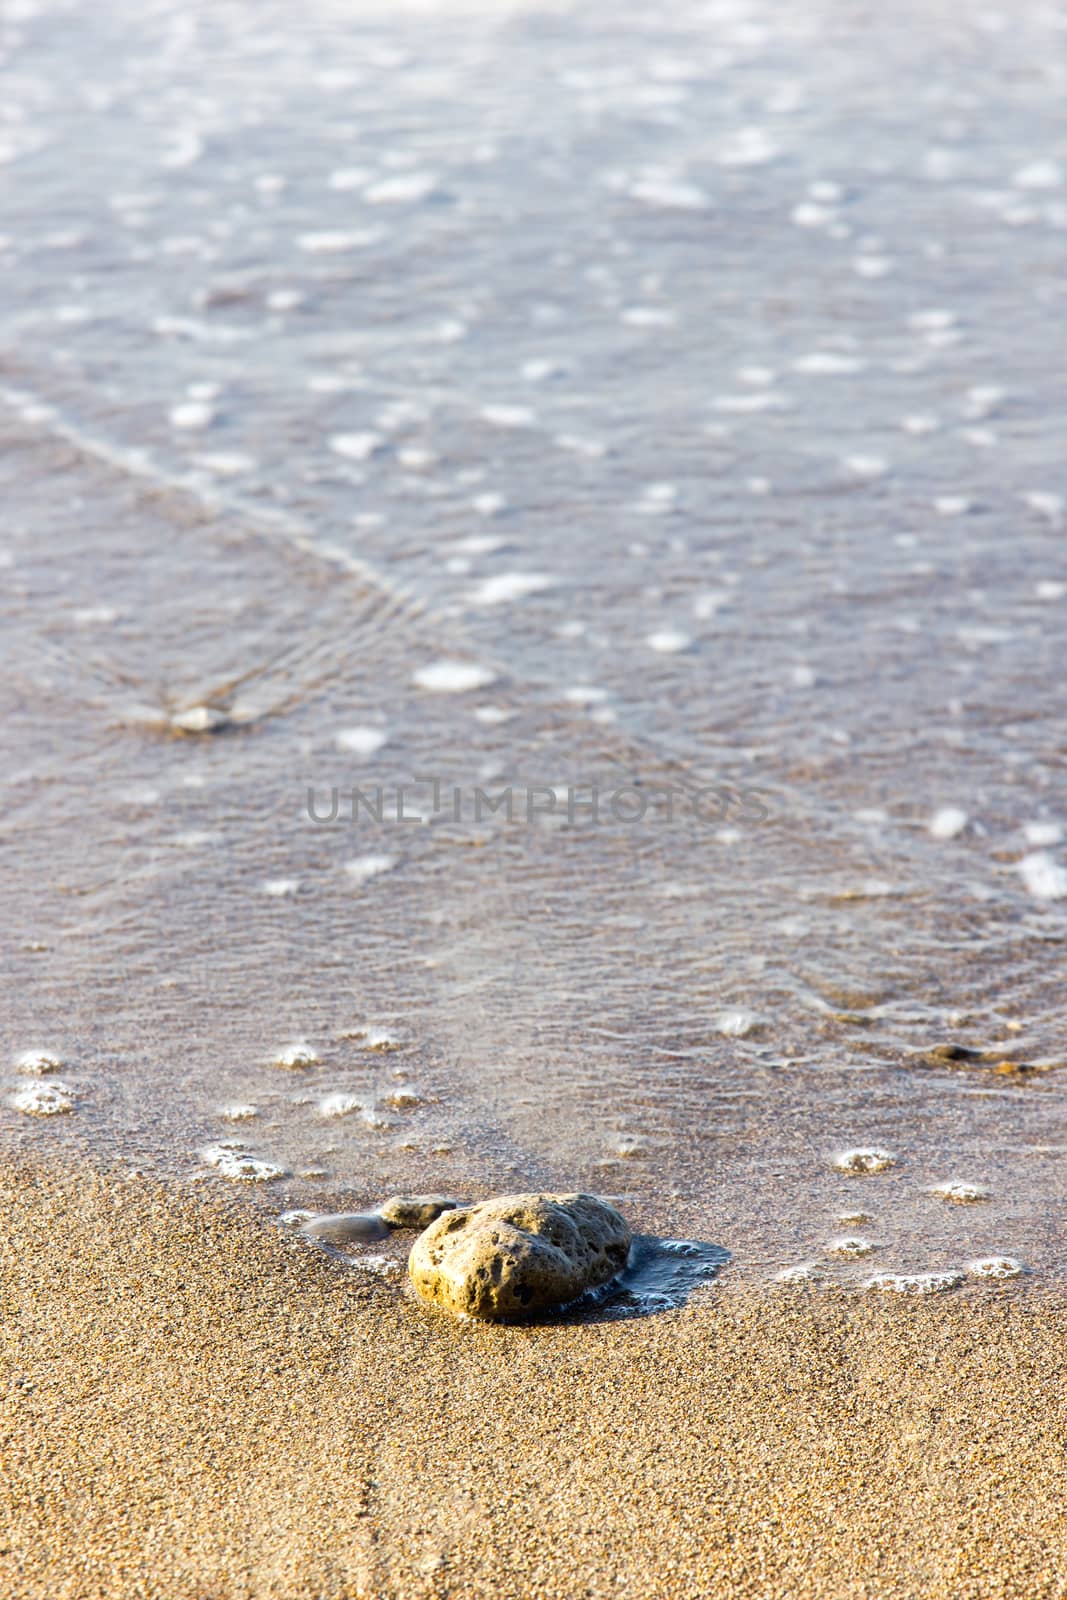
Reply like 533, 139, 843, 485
2, 0, 1066, 1291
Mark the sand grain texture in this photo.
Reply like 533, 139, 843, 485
1, 1162, 1065, 1599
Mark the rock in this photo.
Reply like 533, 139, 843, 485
300, 1211, 390, 1245
408, 1192, 632, 1321
379, 1194, 460, 1230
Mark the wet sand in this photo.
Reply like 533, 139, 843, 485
2, 1158, 1064, 1600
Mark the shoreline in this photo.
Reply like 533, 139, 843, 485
2, 1158, 1064, 1599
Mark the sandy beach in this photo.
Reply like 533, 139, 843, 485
2, 1158, 1064, 1600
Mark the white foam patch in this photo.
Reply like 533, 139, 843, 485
629, 177, 709, 210
1022, 490, 1064, 525
480, 404, 535, 428
275, 1043, 319, 1069
775, 1262, 829, 1284
716, 126, 779, 167
1023, 821, 1062, 847
1017, 851, 1067, 900
328, 167, 373, 191
826, 1236, 878, 1258
929, 806, 968, 840
345, 854, 398, 883
712, 391, 790, 413
562, 685, 610, 706
932, 1181, 989, 1203
15, 1050, 63, 1076
1035, 580, 1067, 601
169, 401, 215, 430
935, 495, 971, 516
413, 660, 497, 693
646, 629, 692, 654
261, 878, 301, 898
968, 1256, 1024, 1278
193, 452, 256, 477
318, 1091, 363, 1118
843, 454, 889, 480
11, 1081, 75, 1116
715, 1008, 757, 1038
335, 725, 388, 756
298, 229, 383, 253
469, 572, 552, 606
201, 1143, 283, 1181
219, 1103, 259, 1122
621, 306, 677, 329
865, 1270, 963, 1295
364, 172, 438, 204
833, 1148, 896, 1175
329, 432, 383, 462
909, 308, 957, 331
1013, 159, 1063, 190
793, 351, 867, 375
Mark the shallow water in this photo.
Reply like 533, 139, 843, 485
2, 0, 1066, 1288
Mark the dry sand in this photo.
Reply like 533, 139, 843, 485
1, 1159, 1064, 1600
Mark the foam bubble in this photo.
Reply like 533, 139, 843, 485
935, 495, 972, 517
1013, 160, 1063, 190
350, 1254, 402, 1277
480, 404, 535, 429
826, 1235, 878, 1258
413, 660, 497, 693
646, 629, 692, 654
193, 452, 256, 478
929, 806, 968, 840
621, 306, 677, 329
469, 572, 553, 606
11, 1081, 75, 1116
843, 454, 889, 480
793, 352, 867, 375
275, 1043, 319, 1069
1023, 821, 1062, 847
715, 1008, 757, 1038
15, 1050, 63, 1076
775, 1262, 829, 1284
716, 126, 779, 167
318, 1092, 363, 1119
833, 1148, 896, 1175
1017, 851, 1067, 900
170, 705, 227, 734
932, 1181, 989, 1203
170, 398, 216, 431
629, 177, 709, 211
201, 1143, 283, 1182
335, 726, 388, 756
865, 1270, 964, 1295
364, 172, 438, 204
298, 229, 383, 253
344, 854, 397, 884
329, 432, 383, 463
1022, 491, 1064, 525
968, 1256, 1023, 1279
219, 1103, 259, 1122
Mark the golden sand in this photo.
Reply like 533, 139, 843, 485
1, 1160, 1064, 1599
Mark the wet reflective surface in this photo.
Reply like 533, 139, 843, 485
2, 0, 1066, 1286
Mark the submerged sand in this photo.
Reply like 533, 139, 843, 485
1, 1161, 1063, 1600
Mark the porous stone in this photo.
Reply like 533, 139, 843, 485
408, 1192, 632, 1321
379, 1194, 459, 1229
